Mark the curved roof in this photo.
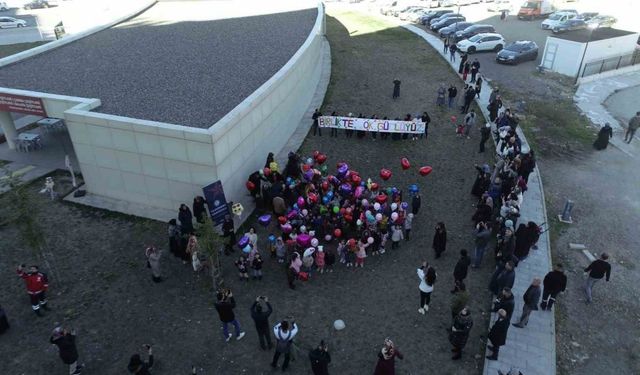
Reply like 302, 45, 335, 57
0, 1, 318, 128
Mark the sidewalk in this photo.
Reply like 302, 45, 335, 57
403, 24, 555, 375
574, 70, 640, 158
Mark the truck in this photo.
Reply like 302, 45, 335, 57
517, 0, 555, 20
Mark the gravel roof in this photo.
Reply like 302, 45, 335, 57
0, 3, 318, 129
551, 28, 636, 43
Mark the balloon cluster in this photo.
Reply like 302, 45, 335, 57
241, 152, 434, 254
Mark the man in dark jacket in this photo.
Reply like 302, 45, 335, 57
492, 287, 515, 320
584, 253, 611, 304
50, 327, 82, 374
214, 289, 245, 342
486, 309, 510, 360
541, 264, 567, 310
512, 278, 541, 328
309, 340, 331, 375
461, 86, 476, 114
250, 296, 273, 350
489, 261, 516, 295
479, 123, 491, 153
452, 249, 471, 292
411, 193, 421, 215
449, 307, 473, 360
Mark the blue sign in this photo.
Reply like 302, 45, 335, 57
202, 180, 230, 226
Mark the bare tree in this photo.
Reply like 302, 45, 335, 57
197, 214, 225, 288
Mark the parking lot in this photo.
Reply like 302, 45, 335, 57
367, 0, 640, 99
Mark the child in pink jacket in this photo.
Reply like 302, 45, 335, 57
315, 247, 326, 274
355, 239, 370, 268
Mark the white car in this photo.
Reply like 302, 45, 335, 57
541, 11, 576, 30
456, 33, 505, 53
0, 16, 27, 28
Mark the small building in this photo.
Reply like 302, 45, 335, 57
539, 28, 640, 81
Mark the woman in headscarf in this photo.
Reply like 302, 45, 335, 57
432, 222, 447, 259
449, 307, 473, 360
373, 338, 403, 375
436, 84, 446, 106
593, 123, 613, 150
471, 164, 491, 198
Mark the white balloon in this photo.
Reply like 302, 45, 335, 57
309, 230, 316, 237
300, 225, 307, 233
311, 238, 319, 247
367, 237, 374, 244
391, 212, 399, 221
302, 209, 309, 216
391, 203, 398, 211
333, 319, 346, 330
374, 203, 381, 211
375, 213, 383, 221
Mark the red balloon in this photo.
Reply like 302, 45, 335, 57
344, 214, 352, 222
347, 238, 356, 247
450, 116, 457, 122
313, 150, 320, 159
302, 164, 310, 172
376, 194, 387, 204
263, 167, 271, 176
316, 153, 327, 165
339, 207, 346, 215
370, 182, 379, 191
380, 168, 392, 181
308, 192, 319, 203
321, 181, 329, 191
246, 180, 256, 191
334, 228, 342, 238
278, 216, 287, 225
419, 166, 433, 176
401, 158, 410, 170
351, 174, 362, 185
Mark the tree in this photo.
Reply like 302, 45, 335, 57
1, 168, 61, 283
197, 214, 225, 288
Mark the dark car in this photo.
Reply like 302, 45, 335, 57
578, 12, 598, 21
586, 15, 616, 29
429, 12, 462, 27
439, 22, 473, 38
23, 0, 51, 9
431, 16, 466, 31
496, 40, 539, 64
552, 19, 587, 33
453, 24, 495, 42
420, 9, 453, 25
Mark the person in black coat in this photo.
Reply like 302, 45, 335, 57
512, 278, 541, 328
50, 327, 82, 374
479, 123, 491, 153
540, 264, 567, 310
222, 215, 236, 255
593, 123, 613, 150
411, 193, 421, 215
178, 204, 194, 235
492, 287, 515, 320
309, 340, 331, 375
513, 223, 534, 262
214, 289, 245, 341
451, 249, 471, 292
449, 307, 473, 360
192, 196, 207, 224
250, 297, 273, 350
432, 222, 447, 259
471, 165, 491, 198
392, 79, 401, 99
128, 345, 154, 375
489, 261, 516, 295
486, 309, 510, 360
0, 304, 9, 335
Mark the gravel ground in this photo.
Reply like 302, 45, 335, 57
0, 2, 317, 128
0, 8, 501, 375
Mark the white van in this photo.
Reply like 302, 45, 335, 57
541, 11, 576, 30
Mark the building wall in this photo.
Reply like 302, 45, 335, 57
0, 2, 326, 222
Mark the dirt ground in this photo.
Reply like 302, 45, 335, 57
0, 8, 502, 375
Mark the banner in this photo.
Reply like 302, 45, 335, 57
318, 116, 425, 134
0, 93, 47, 117
202, 180, 230, 226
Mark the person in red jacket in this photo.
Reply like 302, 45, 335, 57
17, 264, 49, 316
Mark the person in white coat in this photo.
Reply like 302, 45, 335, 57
417, 261, 437, 314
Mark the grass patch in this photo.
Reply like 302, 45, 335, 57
0, 41, 48, 59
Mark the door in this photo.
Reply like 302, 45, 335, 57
541, 42, 558, 70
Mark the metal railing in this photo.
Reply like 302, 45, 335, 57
581, 50, 640, 77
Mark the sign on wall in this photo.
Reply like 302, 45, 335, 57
318, 115, 425, 134
0, 93, 47, 117
202, 180, 230, 226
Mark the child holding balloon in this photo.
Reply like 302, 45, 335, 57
355, 238, 371, 268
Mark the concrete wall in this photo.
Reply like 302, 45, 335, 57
541, 36, 586, 76
0, 2, 326, 222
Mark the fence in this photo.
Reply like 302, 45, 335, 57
581, 50, 640, 77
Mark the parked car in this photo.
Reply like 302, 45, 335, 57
421, 10, 453, 25
453, 24, 495, 42
552, 18, 587, 33
541, 11, 577, 30
399, 7, 429, 20
439, 21, 473, 38
586, 15, 616, 29
577, 12, 599, 21
393, 5, 422, 17
487, 0, 513, 12
0, 16, 27, 28
0, 2, 8, 12
456, 33, 505, 53
24, 0, 53, 9
496, 40, 538, 64
380, 1, 400, 16
431, 16, 466, 31
429, 12, 462, 27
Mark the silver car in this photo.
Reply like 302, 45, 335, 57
0, 17, 27, 28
